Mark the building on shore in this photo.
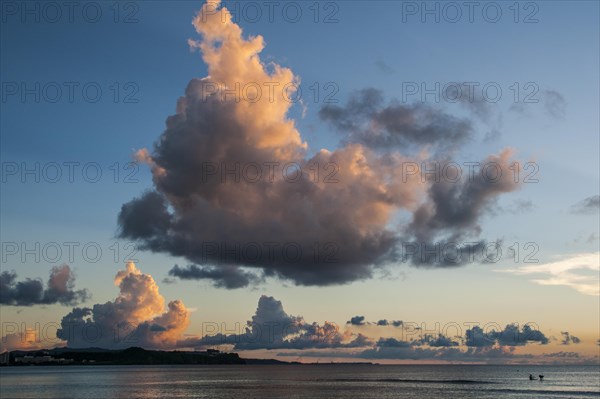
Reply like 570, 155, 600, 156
14, 355, 74, 365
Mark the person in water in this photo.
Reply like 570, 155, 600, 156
539, 375, 544, 381
529, 374, 535, 380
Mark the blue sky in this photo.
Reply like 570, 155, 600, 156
1, 1, 598, 361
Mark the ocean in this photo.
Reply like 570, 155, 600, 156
1, 364, 599, 398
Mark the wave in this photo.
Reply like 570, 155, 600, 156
319, 378, 496, 384
317, 379, 600, 396
486, 388, 600, 397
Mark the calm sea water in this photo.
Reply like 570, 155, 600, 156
1, 364, 599, 398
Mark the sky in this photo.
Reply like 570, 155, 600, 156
1, 0, 599, 364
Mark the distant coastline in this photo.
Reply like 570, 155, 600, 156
0, 347, 375, 366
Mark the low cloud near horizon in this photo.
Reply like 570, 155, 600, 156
0, 262, 590, 364
56, 261, 190, 349
498, 252, 600, 296
0, 265, 89, 307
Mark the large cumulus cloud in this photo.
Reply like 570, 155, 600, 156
118, 0, 522, 288
56, 262, 190, 349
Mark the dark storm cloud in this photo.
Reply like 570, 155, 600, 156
319, 88, 472, 151
168, 264, 263, 289
0, 265, 89, 306
571, 195, 600, 214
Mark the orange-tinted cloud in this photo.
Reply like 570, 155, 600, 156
56, 262, 190, 349
118, 1, 523, 287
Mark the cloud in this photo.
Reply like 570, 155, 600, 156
56, 262, 190, 349
464, 326, 495, 347
420, 334, 460, 347
453, 85, 494, 123
376, 337, 412, 348
375, 319, 403, 327
509, 89, 566, 120
465, 324, 548, 347
586, 233, 598, 244
403, 149, 522, 267
374, 59, 395, 74
0, 265, 89, 306
168, 264, 263, 289
267, 319, 580, 362
176, 296, 552, 360
500, 199, 534, 214
560, 331, 581, 345
543, 90, 567, 119
571, 195, 600, 214
543, 351, 580, 358
0, 329, 51, 352
498, 252, 600, 296
118, 1, 523, 286
347, 316, 366, 326
360, 345, 529, 362
319, 88, 472, 151
492, 324, 549, 346
178, 295, 372, 350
